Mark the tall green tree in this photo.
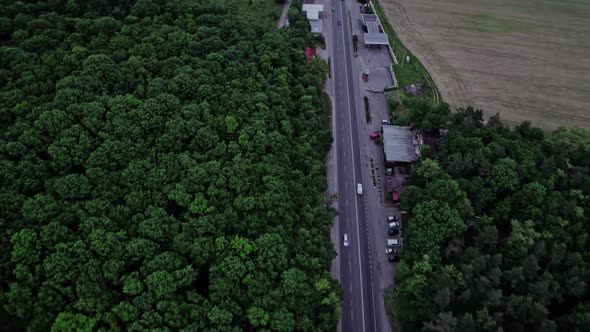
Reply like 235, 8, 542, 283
0, 0, 338, 330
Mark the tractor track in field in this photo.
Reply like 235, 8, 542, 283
473, 96, 590, 125
430, 41, 590, 73
381, 0, 590, 129
386, 1, 472, 107
463, 68, 590, 98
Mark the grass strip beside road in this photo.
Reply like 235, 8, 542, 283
373, 0, 441, 103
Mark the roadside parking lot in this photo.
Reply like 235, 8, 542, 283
349, 0, 402, 299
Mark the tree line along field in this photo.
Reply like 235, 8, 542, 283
380, 0, 590, 130
0, 0, 339, 330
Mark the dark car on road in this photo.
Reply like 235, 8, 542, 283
388, 228, 400, 236
388, 255, 400, 263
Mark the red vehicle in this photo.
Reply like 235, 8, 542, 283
370, 132, 380, 140
392, 190, 400, 203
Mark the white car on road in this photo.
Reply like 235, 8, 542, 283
387, 238, 401, 247
385, 248, 398, 255
343, 234, 349, 247
357, 183, 363, 195
388, 221, 400, 229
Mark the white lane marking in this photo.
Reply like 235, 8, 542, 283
339, 6, 367, 332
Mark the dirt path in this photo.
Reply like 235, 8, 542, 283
277, 0, 291, 28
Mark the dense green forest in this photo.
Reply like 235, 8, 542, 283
393, 101, 590, 331
0, 0, 340, 331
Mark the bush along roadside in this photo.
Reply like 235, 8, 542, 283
364, 96, 372, 123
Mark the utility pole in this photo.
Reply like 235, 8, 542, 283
400, 48, 408, 67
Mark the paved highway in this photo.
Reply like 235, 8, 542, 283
331, 1, 378, 331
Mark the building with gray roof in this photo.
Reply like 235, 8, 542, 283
382, 125, 420, 165
302, 4, 324, 34
361, 14, 389, 46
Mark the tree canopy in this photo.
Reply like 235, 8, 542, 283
394, 105, 590, 331
0, 0, 339, 331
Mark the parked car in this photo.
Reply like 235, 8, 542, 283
388, 221, 400, 229
343, 233, 349, 247
370, 132, 380, 140
388, 255, 400, 262
332, 6, 335, 12
338, 20, 342, 25
385, 248, 398, 255
360, 5, 365, 13
387, 216, 399, 222
388, 228, 400, 236
387, 238, 401, 247
392, 190, 400, 203
381, 119, 389, 124
356, 183, 363, 195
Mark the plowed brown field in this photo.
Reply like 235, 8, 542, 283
381, 0, 590, 130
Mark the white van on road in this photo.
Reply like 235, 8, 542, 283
387, 238, 400, 247
356, 183, 363, 195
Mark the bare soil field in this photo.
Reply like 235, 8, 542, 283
381, 0, 590, 130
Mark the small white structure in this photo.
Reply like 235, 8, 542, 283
302, 4, 324, 34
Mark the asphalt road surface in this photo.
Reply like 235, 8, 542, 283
332, 2, 378, 331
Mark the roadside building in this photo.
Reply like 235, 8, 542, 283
382, 125, 421, 203
302, 4, 324, 34
361, 14, 389, 47
382, 125, 421, 167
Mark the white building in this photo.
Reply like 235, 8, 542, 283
302, 4, 324, 34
